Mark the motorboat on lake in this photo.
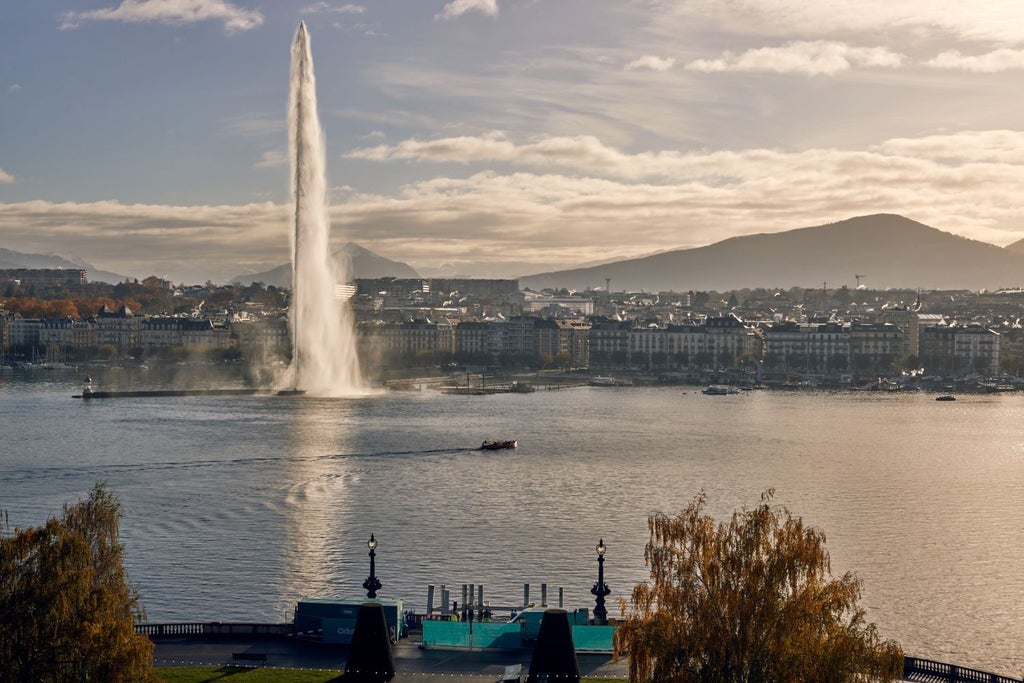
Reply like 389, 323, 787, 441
480, 439, 517, 450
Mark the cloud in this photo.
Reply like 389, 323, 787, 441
222, 115, 285, 138
302, 2, 366, 14
686, 41, 905, 76
660, 0, 1024, 46
0, 169, 13, 183
873, 130, 1024, 164
8, 84, 21, 92
60, 0, 264, 34
6, 130, 1024, 281
624, 55, 677, 72
436, 0, 499, 21
254, 149, 287, 169
926, 49, 1024, 72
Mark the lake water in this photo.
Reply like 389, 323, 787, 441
2, 371, 1022, 676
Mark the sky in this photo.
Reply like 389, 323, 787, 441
4, 0, 1024, 284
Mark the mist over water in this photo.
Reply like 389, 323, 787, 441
281, 22, 364, 396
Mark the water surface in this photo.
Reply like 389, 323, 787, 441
2, 376, 1021, 675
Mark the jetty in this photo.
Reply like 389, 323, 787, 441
73, 388, 302, 399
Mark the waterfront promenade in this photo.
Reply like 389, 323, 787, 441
152, 634, 630, 681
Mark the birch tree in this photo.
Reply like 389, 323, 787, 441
616, 490, 903, 683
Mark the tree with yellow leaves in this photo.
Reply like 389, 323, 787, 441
0, 484, 153, 682
616, 490, 903, 683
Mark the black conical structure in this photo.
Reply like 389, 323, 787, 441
343, 602, 395, 682
526, 609, 581, 683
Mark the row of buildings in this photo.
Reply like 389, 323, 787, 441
3, 305, 233, 358
358, 314, 1001, 376
0, 277, 1007, 377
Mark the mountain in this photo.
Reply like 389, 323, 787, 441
520, 214, 1024, 292
1004, 236, 1024, 255
0, 248, 127, 284
230, 243, 419, 287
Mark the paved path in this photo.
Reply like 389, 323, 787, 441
153, 635, 630, 681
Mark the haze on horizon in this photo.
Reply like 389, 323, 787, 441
3, 0, 1024, 284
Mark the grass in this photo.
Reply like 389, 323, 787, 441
155, 667, 343, 683
155, 668, 626, 682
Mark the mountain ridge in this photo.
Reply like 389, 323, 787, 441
520, 214, 1024, 292
229, 242, 419, 287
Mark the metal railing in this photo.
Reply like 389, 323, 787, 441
904, 657, 1021, 683
135, 622, 292, 638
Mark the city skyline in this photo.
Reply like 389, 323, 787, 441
3, 0, 1024, 284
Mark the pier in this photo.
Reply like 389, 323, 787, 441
72, 388, 302, 399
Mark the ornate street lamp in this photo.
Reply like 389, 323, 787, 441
591, 538, 610, 625
363, 534, 382, 599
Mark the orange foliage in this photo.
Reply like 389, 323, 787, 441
1, 297, 140, 320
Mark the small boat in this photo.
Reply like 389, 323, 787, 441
702, 385, 738, 395
935, 395, 956, 401
480, 439, 517, 450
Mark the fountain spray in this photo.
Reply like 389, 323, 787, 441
285, 22, 363, 395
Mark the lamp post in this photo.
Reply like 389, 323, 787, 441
363, 534, 382, 599
591, 538, 610, 625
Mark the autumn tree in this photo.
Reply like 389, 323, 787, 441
0, 484, 153, 682
616, 491, 903, 683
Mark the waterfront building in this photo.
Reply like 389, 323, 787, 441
953, 325, 1000, 376
39, 316, 97, 351
455, 321, 491, 358
231, 317, 289, 357
880, 307, 920, 358
6, 316, 42, 348
374, 319, 456, 359
139, 317, 232, 351
762, 321, 902, 376
95, 304, 139, 353
919, 325, 957, 376
536, 318, 591, 368
589, 318, 632, 369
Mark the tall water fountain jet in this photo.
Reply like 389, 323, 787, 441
285, 22, 364, 395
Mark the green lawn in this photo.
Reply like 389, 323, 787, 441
155, 667, 343, 683
155, 667, 626, 683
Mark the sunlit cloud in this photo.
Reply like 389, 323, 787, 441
663, 0, 1024, 45
5, 129, 1024, 281
436, 0, 499, 21
873, 130, 1024, 164
925, 49, 1024, 72
59, 0, 264, 34
624, 55, 676, 72
686, 41, 905, 76
0, 168, 14, 183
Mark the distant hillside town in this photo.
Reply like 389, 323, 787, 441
2, 268, 1024, 386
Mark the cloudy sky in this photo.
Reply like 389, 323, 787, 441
3, 0, 1024, 284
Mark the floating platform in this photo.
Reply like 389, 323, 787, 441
73, 389, 305, 399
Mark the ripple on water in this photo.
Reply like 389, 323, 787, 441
2, 387, 1023, 675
